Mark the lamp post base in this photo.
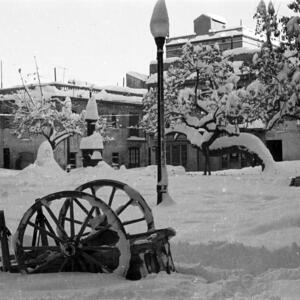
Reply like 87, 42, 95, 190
157, 184, 168, 205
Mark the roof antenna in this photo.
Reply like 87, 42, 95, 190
34, 56, 44, 100
240, 19, 243, 26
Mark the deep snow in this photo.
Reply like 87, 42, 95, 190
1, 158, 300, 299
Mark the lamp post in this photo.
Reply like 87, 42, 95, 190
150, 0, 169, 205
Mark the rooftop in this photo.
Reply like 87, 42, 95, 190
167, 26, 263, 46
199, 13, 227, 24
0, 82, 146, 105
126, 71, 148, 82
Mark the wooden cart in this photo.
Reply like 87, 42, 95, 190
0, 180, 175, 280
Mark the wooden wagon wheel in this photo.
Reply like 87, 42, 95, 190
62, 179, 155, 235
13, 191, 130, 276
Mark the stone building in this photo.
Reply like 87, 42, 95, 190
0, 82, 148, 170
146, 13, 300, 172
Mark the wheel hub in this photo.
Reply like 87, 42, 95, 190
61, 242, 76, 257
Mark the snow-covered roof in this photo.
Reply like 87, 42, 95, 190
150, 56, 181, 65
85, 96, 99, 121
95, 90, 143, 104
223, 47, 260, 58
167, 27, 262, 46
79, 132, 104, 150
127, 136, 146, 142
98, 85, 147, 96
0, 83, 144, 105
202, 13, 227, 24
126, 71, 148, 82
59, 81, 147, 97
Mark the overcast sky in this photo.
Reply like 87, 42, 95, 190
0, 0, 294, 88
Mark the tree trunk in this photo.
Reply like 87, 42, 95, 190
203, 144, 211, 176
49, 140, 56, 150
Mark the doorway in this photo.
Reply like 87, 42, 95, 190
266, 140, 283, 161
3, 148, 10, 169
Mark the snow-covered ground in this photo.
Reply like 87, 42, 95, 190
1, 158, 300, 299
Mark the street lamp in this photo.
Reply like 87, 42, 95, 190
150, 0, 169, 205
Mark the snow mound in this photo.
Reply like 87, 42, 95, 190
97, 160, 114, 170
142, 165, 186, 177
0, 169, 19, 177
212, 166, 262, 176
17, 141, 65, 179
158, 192, 176, 207
173, 241, 300, 277
68, 160, 116, 185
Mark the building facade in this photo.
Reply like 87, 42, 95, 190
146, 13, 300, 172
0, 82, 148, 170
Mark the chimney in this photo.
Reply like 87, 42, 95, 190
194, 14, 226, 35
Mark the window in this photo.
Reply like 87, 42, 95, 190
69, 152, 77, 168
112, 152, 119, 165
222, 153, 229, 169
129, 147, 140, 168
128, 115, 139, 137
107, 115, 117, 128
230, 152, 239, 162
172, 145, 181, 165
166, 144, 187, 167
166, 145, 171, 164
241, 152, 248, 168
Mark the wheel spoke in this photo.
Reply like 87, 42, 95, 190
64, 217, 93, 227
31, 220, 38, 246
122, 217, 146, 226
80, 231, 91, 238
90, 186, 102, 215
116, 198, 134, 216
43, 216, 59, 245
90, 186, 96, 197
59, 257, 70, 272
80, 251, 112, 273
77, 255, 88, 272
74, 198, 89, 215
27, 221, 63, 244
108, 187, 116, 207
69, 198, 75, 238
75, 207, 96, 243
43, 206, 69, 239
36, 207, 49, 246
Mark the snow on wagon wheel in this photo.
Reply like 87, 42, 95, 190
68, 179, 155, 235
13, 191, 130, 276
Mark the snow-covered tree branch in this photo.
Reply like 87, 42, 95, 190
6, 75, 86, 150
141, 42, 272, 174
245, 0, 300, 131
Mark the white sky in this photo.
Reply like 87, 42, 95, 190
0, 0, 294, 88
